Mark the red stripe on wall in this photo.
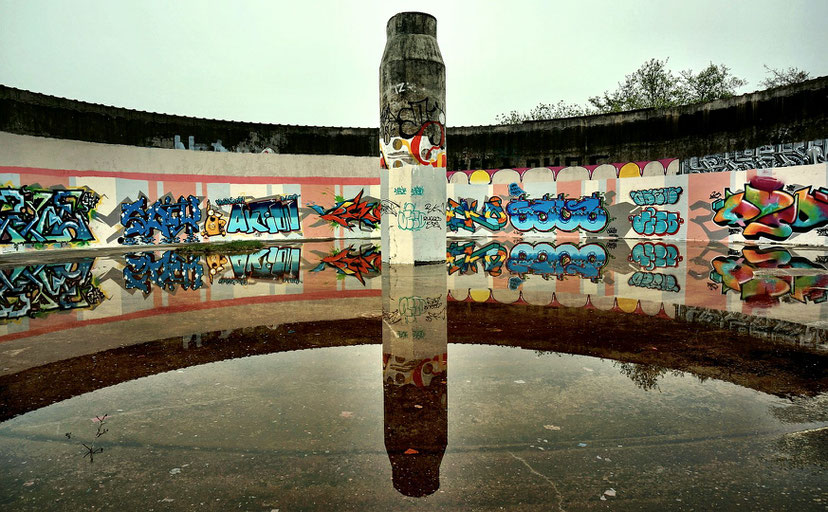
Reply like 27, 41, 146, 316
0, 166, 380, 186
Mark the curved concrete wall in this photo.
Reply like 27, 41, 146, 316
3, 77, 826, 170
1, 130, 826, 253
0, 132, 380, 254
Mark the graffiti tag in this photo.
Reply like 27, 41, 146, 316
506, 192, 608, 232
120, 195, 201, 244
226, 196, 300, 235
447, 197, 508, 233
309, 190, 380, 231
0, 187, 99, 244
630, 186, 682, 206
628, 272, 680, 292
711, 177, 828, 241
630, 207, 683, 236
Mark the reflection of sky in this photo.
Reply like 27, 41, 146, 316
1, 344, 825, 510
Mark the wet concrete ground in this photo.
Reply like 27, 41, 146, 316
0, 240, 826, 510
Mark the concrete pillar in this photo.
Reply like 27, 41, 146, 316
382, 263, 447, 496
380, 12, 446, 264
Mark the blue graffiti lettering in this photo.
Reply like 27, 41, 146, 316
226, 196, 300, 235
629, 207, 683, 236
506, 192, 608, 232
120, 195, 201, 244
0, 187, 99, 244
630, 186, 683, 206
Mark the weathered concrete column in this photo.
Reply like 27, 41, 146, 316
380, 12, 446, 264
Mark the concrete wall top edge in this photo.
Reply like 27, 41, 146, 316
0, 131, 380, 178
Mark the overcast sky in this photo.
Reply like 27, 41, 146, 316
2, 0, 827, 127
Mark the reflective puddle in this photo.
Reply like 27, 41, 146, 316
0, 240, 826, 510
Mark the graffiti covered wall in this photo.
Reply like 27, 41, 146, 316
0, 167, 380, 254
446, 163, 828, 246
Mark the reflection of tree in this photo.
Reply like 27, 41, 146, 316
615, 362, 689, 391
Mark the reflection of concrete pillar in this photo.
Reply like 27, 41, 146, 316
382, 263, 448, 497
380, 12, 446, 264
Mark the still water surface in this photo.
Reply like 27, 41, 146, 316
0, 240, 826, 510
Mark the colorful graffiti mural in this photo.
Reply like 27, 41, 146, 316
711, 177, 828, 241
311, 244, 380, 285
628, 272, 680, 292
630, 187, 682, 206
380, 98, 446, 169
630, 207, 683, 236
506, 192, 608, 233
446, 197, 508, 233
309, 190, 380, 231
225, 195, 300, 235
629, 242, 682, 271
123, 251, 204, 293
709, 247, 828, 305
446, 241, 508, 276
120, 195, 201, 245
0, 186, 99, 244
0, 260, 104, 320
506, 242, 608, 280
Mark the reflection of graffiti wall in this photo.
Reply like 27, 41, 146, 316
709, 247, 828, 305
0, 260, 104, 320
681, 139, 827, 174
676, 305, 826, 347
447, 241, 507, 277
629, 242, 682, 271
507, 242, 608, 280
311, 244, 380, 285
124, 251, 204, 293
228, 247, 301, 283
